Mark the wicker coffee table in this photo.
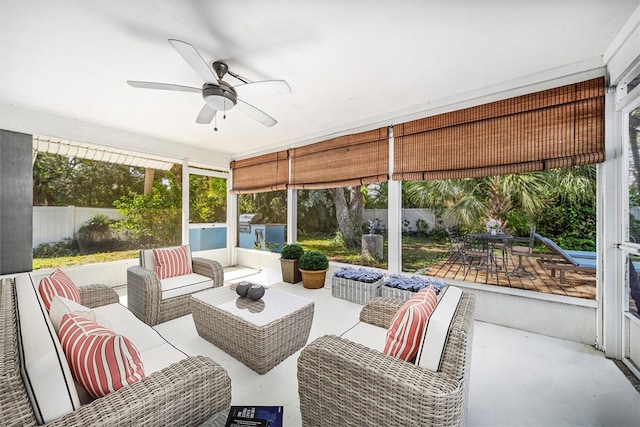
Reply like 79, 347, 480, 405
191, 285, 314, 374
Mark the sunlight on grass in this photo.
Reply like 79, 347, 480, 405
298, 234, 449, 272
32, 236, 449, 273
33, 250, 139, 270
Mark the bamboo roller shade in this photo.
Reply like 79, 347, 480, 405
392, 77, 605, 180
289, 127, 389, 189
230, 150, 288, 194
230, 77, 605, 193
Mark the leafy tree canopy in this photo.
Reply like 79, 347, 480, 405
33, 152, 145, 207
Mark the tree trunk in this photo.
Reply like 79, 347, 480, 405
328, 187, 364, 248
144, 168, 155, 195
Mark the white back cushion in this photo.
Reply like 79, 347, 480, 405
15, 274, 81, 424
49, 296, 96, 334
416, 286, 463, 371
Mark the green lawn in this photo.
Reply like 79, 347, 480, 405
33, 250, 139, 270
32, 236, 449, 273
297, 234, 449, 272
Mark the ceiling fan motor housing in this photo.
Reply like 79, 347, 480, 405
202, 81, 237, 111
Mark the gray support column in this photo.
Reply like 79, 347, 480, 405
0, 130, 33, 274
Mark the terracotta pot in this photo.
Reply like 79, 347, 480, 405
280, 258, 302, 284
299, 268, 328, 289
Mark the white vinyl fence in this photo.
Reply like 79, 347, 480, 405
33, 206, 124, 248
363, 209, 458, 232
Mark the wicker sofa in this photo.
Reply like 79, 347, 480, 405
1, 273, 232, 427
127, 245, 224, 326
298, 288, 475, 427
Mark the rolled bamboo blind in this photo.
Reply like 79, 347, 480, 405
392, 77, 605, 180
289, 127, 389, 189
230, 150, 288, 194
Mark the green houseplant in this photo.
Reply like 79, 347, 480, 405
298, 250, 329, 289
280, 243, 304, 284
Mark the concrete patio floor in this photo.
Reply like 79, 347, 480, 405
141, 268, 640, 426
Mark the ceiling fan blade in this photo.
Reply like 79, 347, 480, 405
234, 80, 291, 97
235, 99, 277, 127
127, 80, 201, 93
168, 39, 218, 84
196, 104, 217, 124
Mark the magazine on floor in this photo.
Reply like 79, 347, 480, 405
225, 406, 283, 427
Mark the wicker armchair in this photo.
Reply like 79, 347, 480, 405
127, 246, 224, 326
1, 276, 232, 427
297, 292, 475, 427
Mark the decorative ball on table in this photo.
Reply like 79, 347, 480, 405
235, 282, 252, 297
247, 284, 265, 301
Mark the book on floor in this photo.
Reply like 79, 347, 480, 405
225, 406, 283, 427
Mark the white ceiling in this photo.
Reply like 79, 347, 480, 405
1, 1, 639, 170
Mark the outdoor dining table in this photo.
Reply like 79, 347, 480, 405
466, 232, 514, 281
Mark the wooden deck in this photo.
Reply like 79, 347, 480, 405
425, 252, 596, 300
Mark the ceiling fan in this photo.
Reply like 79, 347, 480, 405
127, 39, 290, 129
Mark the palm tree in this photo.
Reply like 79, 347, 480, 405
405, 171, 559, 232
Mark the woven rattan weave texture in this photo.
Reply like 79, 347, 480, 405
332, 276, 383, 304
0, 277, 232, 427
192, 286, 314, 374
127, 256, 224, 326
298, 291, 475, 427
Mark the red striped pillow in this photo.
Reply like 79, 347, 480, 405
383, 286, 438, 362
58, 313, 145, 398
152, 246, 192, 279
38, 268, 81, 311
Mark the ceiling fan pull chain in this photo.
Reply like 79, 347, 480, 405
214, 113, 218, 132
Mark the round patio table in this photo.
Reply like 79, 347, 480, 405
466, 233, 514, 282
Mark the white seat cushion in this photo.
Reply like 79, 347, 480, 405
340, 321, 387, 352
93, 303, 170, 353
160, 273, 213, 300
139, 343, 189, 374
92, 302, 187, 373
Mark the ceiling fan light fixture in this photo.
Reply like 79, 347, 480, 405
202, 82, 237, 111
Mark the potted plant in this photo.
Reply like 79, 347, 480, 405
298, 250, 329, 289
280, 243, 304, 283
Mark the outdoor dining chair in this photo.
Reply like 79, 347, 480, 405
507, 226, 537, 279
463, 235, 494, 280
446, 228, 466, 263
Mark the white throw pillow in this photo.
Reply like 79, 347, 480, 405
49, 296, 96, 334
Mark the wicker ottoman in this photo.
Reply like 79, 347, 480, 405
332, 276, 383, 305
191, 286, 314, 374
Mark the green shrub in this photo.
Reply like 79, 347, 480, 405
281, 243, 304, 260
298, 250, 329, 271
76, 214, 122, 254
33, 238, 79, 258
